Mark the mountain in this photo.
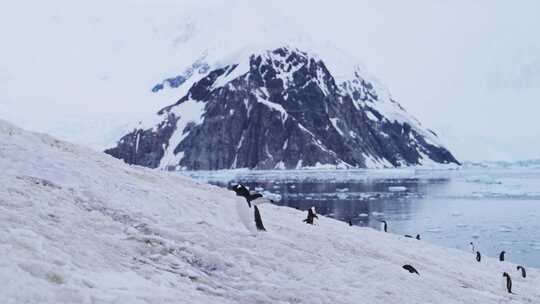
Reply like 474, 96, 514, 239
105, 46, 459, 170
2, 118, 539, 303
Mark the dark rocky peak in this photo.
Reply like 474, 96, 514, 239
106, 46, 459, 170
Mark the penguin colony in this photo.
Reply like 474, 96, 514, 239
229, 183, 529, 295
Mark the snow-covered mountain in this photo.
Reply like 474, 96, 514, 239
2, 1, 539, 161
106, 46, 459, 170
1, 119, 539, 303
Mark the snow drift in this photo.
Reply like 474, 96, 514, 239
0, 119, 538, 303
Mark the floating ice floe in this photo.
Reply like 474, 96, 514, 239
465, 175, 502, 185
261, 191, 281, 201
336, 193, 349, 200
426, 227, 444, 233
499, 226, 513, 233
388, 186, 407, 192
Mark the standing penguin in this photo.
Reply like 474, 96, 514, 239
303, 207, 318, 225
476, 251, 481, 262
502, 272, 512, 294
348, 219, 353, 226
416, 234, 421, 240
232, 184, 269, 233
499, 251, 506, 262
380, 220, 388, 232
517, 266, 526, 278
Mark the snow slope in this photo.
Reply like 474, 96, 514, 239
1, 119, 539, 303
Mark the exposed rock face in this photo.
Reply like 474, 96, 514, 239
105, 46, 459, 170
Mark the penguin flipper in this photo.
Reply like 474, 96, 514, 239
254, 205, 266, 231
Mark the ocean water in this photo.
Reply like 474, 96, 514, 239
184, 166, 540, 267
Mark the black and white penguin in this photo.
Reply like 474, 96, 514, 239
303, 207, 318, 225
348, 219, 353, 226
231, 184, 263, 207
380, 220, 388, 232
502, 272, 512, 294
469, 242, 475, 253
404, 234, 421, 240
517, 266, 526, 278
476, 251, 481, 262
499, 251, 506, 262
231, 184, 268, 233
402, 265, 419, 275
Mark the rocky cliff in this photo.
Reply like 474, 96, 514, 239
105, 46, 459, 170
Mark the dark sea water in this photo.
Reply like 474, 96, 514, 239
184, 167, 540, 267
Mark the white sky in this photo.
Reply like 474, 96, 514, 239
0, 0, 538, 161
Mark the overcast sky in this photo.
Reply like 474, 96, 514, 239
1, 0, 538, 161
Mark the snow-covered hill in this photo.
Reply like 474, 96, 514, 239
1, 119, 538, 303
106, 46, 459, 170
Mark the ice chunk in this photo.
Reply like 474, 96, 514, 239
465, 175, 502, 185
388, 186, 407, 192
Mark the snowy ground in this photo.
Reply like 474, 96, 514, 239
1, 119, 539, 303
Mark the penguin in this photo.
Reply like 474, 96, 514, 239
348, 219, 353, 226
469, 242, 475, 253
499, 251, 506, 262
517, 266, 526, 278
380, 220, 388, 232
402, 265, 419, 275
404, 234, 421, 240
303, 207, 318, 225
231, 184, 263, 207
476, 251, 481, 262
502, 272, 512, 294
232, 184, 269, 233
